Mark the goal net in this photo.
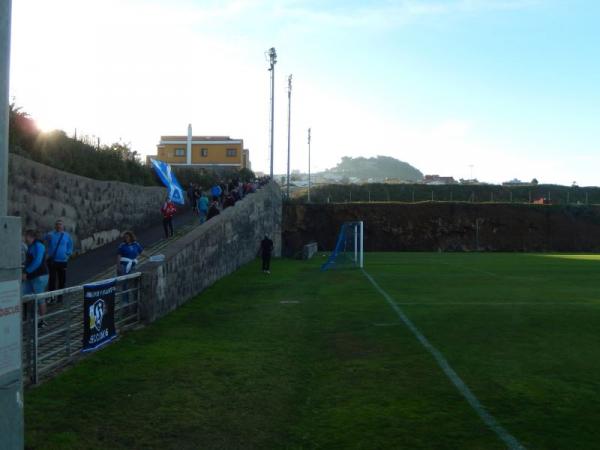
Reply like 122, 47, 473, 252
321, 221, 364, 271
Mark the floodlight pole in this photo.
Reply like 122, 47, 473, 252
307, 127, 311, 203
268, 47, 277, 179
286, 74, 292, 198
359, 221, 364, 268
1, 1, 25, 449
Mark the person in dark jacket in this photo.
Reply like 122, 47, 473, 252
261, 235, 274, 273
207, 199, 220, 220
45, 219, 73, 302
22, 229, 49, 327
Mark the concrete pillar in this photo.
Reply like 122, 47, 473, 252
186, 123, 192, 165
0, 1, 24, 448
0, 0, 10, 215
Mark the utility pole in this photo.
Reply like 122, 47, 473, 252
307, 128, 311, 203
1, 1, 25, 448
286, 74, 292, 199
267, 47, 277, 179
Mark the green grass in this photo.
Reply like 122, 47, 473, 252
25, 254, 600, 449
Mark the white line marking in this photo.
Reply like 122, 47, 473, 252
362, 269, 525, 450
395, 302, 597, 306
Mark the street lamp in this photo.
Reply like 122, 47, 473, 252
267, 47, 277, 179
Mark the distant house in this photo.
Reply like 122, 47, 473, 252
502, 178, 530, 186
146, 124, 250, 170
533, 197, 551, 205
459, 178, 482, 185
423, 175, 457, 185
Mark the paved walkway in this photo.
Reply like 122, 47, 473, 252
65, 207, 199, 286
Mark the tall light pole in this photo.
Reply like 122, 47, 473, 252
307, 127, 311, 203
286, 74, 292, 198
1, 1, 25, 448
0, 0, 10, 215
267, 47, 277, 179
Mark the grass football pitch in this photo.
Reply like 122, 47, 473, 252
25, 253, 600, 449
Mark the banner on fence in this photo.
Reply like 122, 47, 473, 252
82, 279, 117, 352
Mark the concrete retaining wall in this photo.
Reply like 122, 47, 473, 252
8, 154, 166, 253
138, 182, 282, 322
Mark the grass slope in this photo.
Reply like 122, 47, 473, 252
25, 254, 600, 449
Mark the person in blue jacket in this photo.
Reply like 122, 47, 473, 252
211, 184, 222, 204
45, 219, 73, 300
197, 192, 209, 224
117, 231, 143, 309
22, 229, 49, 327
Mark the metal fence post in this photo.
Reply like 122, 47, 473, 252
65, 293, 72, 359
32, 298, 38, 384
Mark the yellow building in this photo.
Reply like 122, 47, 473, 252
149, 124, 251, 170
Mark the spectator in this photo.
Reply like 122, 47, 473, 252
187, 183, 195, 208
210, 184, 222, 202
207, 199, 220, 220
223, 194, 235, 209
193, 185, 202, 212
260, 235, 274, 274
45, 219, 73, 302
160, 196, 177, 238
117, 231, 143, 310
22, 229, 49, 328
117, 231, 143, 276
197, 192, 209, 224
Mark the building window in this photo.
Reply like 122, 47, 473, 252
201, 148, 208, 157
175, 148, 185, 157
226, 148, 237, 157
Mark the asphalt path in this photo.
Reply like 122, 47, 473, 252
64, 207, 198, 286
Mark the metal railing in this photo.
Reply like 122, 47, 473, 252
21, 272, 142, 385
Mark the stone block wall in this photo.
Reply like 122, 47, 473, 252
8, 154, 166, 253
284, 202, 600, 253
139, 182, 282, 322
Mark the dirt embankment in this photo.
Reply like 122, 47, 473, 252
283, 202, 600, 255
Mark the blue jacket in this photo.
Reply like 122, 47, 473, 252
25, 240, 48, 279
45, 231, 73, 262
198, 196, 209, 212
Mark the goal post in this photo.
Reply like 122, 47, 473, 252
321, 221, 364, 271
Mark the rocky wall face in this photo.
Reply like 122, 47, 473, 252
283, 202, 600, 254
139, 182, 282, 322
8, 154, 166, 253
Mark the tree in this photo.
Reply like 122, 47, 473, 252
8, 102, 158, 186
238, 167, 256, 182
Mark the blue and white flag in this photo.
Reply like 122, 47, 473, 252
151, 159, 185, 205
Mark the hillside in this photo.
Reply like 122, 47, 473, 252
325, 156, 423, 181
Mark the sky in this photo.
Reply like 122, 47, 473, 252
8, 0, 600, 185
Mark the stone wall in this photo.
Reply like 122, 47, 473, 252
283, 202, 600, 254
8, 154, 166, 253
138, 182, 282, 322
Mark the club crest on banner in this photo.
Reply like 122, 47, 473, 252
89, 299, 105, 332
